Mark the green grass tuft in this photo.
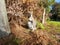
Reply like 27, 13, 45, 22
36, 21, 45, 30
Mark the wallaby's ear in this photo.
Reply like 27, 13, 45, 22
28, 11, 33, 14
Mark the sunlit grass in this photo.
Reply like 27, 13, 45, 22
46, 21, 60, 33
36, 21, 45, 30
47, 21, 60, 27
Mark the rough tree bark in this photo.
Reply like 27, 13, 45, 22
0, 0, 11, 38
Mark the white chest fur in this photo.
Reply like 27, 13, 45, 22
28, 14, 36, 31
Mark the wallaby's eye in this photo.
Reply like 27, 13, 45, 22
28, 15, 31, 18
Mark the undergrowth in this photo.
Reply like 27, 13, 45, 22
36, 21, 45, 30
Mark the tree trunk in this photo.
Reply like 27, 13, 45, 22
0, 0, 11, 38
42, 8, 46, 24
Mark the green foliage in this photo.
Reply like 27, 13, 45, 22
38, 0, 55, 13
36, 21, 45, 30
48, 0, 55, 6
13, 38, 20, 44
52, 3, 60, 16
46, 17, 51, 21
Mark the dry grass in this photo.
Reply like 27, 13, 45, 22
9, 21, 58, 45
2, 0, 59, 45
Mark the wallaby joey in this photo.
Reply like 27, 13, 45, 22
28, 11, 37, 31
